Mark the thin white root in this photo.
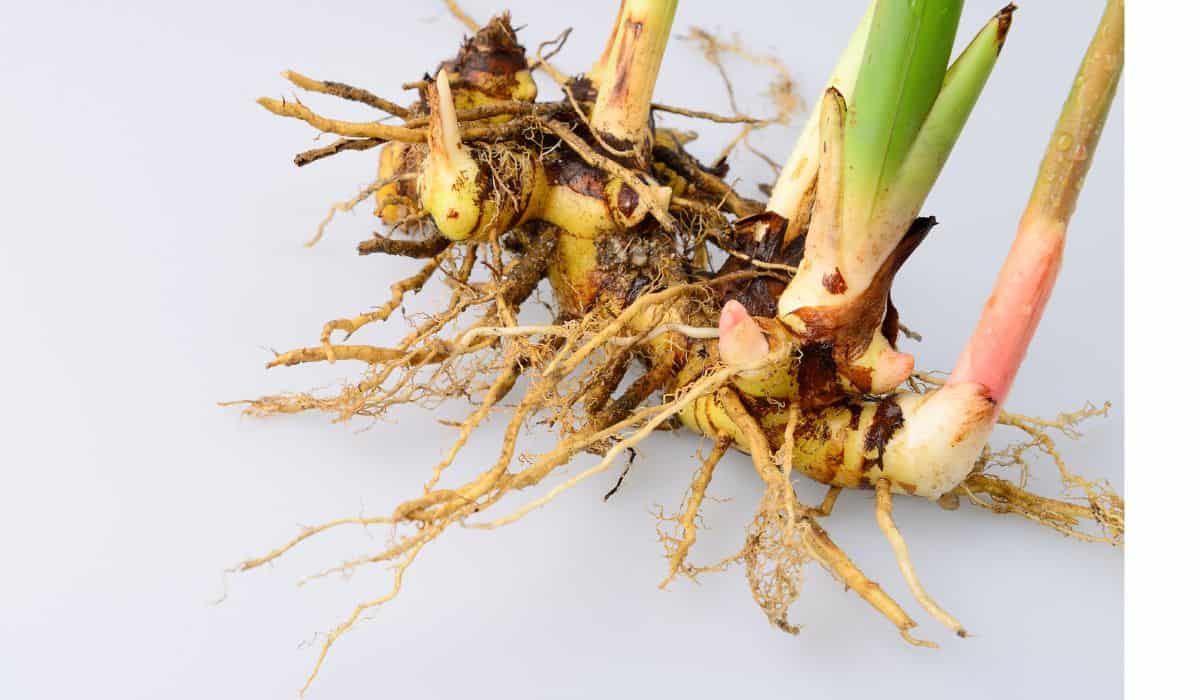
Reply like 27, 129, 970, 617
607, 323, 720, 347
875, 478, 967, 638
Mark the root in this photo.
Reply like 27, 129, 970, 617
581, 349, 632, 417
719, 388, 807, 632
469, 356, 769, 530
682, 26, 800, 168
897, 322, 923, 342
803, 486, 842, 519
278, 232, 543, 407
653, 141, 765, 218
529, 28, 572, 84
659, 438, 730, 588
420, 102, 565, 131
652, 103, 767, 125
257, 97, 542, 147
586, 360, 675, 440
444, 0, 480, 31
776, 403, 801, 539
318, 254, 449, 361
424, 354, 522, 492
307, 172, 415, 247
238, 11, 1124, 689
911, 372, 1122, 543
875, 478, 968, 638
231, 516, 396, 573
798, 518, 933, 647
716, 388, 783, 490
719, 388, 930, 643
258, 97, 429, 142
957, 473, 1122, 545
224, 340, 470, 420
237, 228, 557, 426
455, 323, 571, 348
988, 403, 1124, 543
236, 321, 770, 688
282, 70, 412, 119
299, 546, 421, 696
686, 28, 799, 120
295, 137, 385, 167
266, 343, 449, 370
741, 490, 809, 634
544, 269, 771, 378
356, 232, 448, 258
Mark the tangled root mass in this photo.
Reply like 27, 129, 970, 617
230, 7, 1122, 694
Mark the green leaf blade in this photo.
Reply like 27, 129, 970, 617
874, 4, 1014, 236
843, 0, 964, 224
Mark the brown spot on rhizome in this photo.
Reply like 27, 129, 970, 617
822, 268, 847, 294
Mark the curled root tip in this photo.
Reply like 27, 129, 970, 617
900, 628, 938, 648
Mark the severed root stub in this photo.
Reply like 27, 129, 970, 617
230, 0, 1124, 693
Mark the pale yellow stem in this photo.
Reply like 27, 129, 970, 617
590, 0, 680, 160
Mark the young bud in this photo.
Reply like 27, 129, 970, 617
420, 69, 483, 241
718, 300, 770, 368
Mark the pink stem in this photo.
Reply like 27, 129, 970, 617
947, 0, 1122, 408
947, 215, 1064, 407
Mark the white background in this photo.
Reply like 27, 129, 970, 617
0, 1, 1124, 698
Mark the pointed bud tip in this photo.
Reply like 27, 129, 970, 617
996, 4, 1017, 50
435, 68, 452, 93
718, 300, 770, 367
872, 348, 915, 393
719, 300, 751, 334
427, 68, 464, 163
